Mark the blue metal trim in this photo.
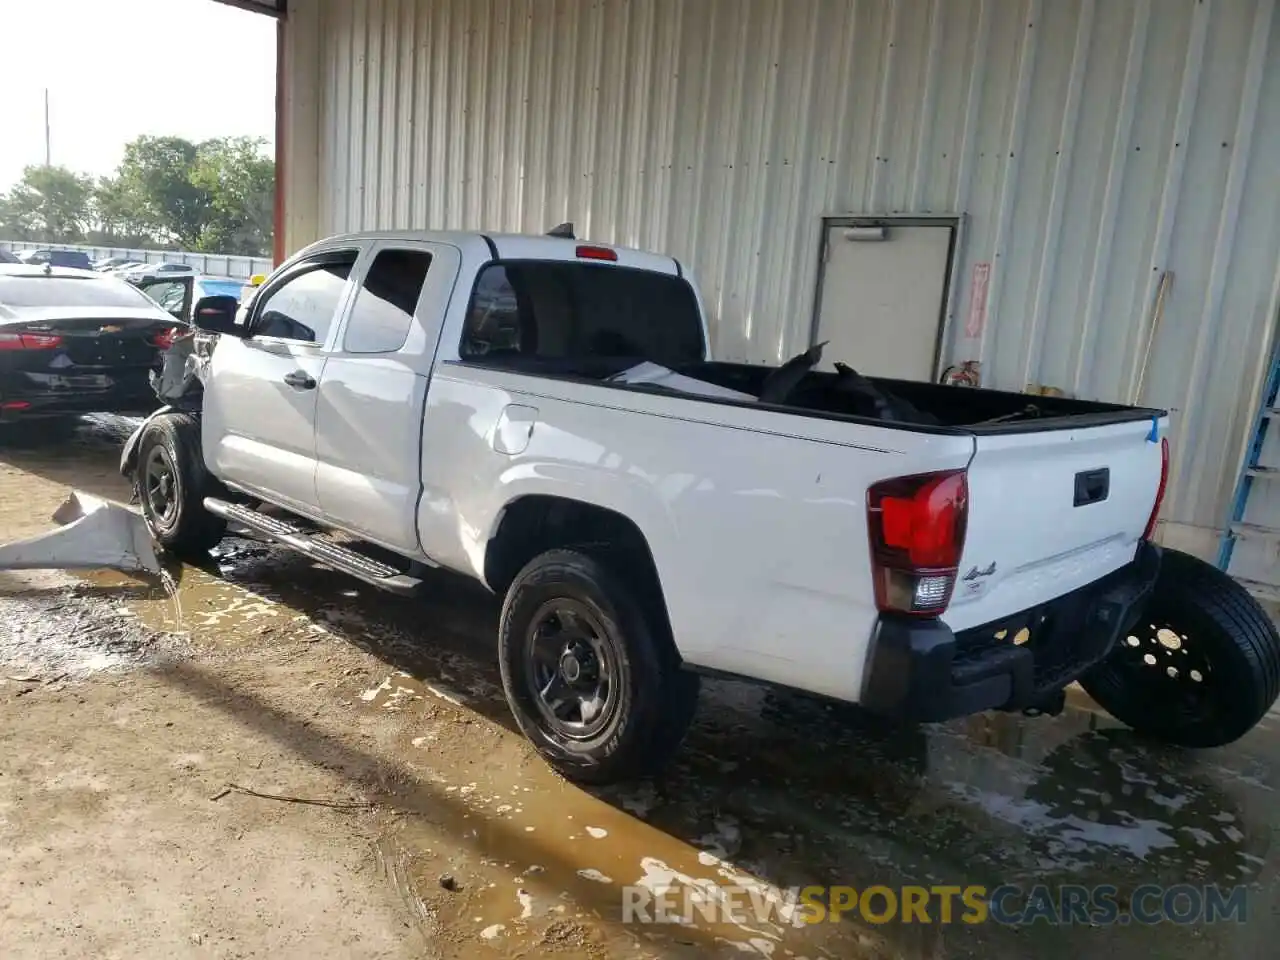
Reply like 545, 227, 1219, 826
1218, 332, 1280, 571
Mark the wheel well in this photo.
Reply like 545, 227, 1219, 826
484, 496, 677, 649
484, 496, 655, 591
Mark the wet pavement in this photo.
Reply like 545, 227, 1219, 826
1, 415, 1277, 958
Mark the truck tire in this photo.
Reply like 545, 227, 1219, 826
135, 412, 226, 556
1081, 548, 1280, 748
498, 548, 700, 784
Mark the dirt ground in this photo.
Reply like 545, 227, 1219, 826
1, 417, 1278, 960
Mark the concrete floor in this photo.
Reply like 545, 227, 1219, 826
0, 416, 1275, 959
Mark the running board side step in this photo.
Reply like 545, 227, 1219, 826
203, 498, 422, 597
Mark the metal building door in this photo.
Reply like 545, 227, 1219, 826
812, 220, 955, 381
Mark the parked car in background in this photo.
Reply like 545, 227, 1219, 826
0, 265, 182, 434
105, 261, 145, 275
16, 249, 95, 271
0, 250, 19, 265
121, 262, 196, 283
137, 274, 246, 321
92, 256, 136, 271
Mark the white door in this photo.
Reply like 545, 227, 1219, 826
813, 223, 953, 381
202, 250, 360, 514
314, 241, 459, 555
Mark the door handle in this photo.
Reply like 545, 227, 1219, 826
283, 370, 316, 390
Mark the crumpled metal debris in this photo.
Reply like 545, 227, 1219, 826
150, 331, 212, 406
0, 491, 160, 575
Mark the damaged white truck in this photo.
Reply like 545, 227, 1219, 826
120, 227, 1280, 783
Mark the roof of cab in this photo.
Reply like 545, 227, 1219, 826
301, 230, 682, 277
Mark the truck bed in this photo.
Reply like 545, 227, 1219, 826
672, 361, 1166, 434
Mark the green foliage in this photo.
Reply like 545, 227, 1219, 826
0, 165, 95, 243
0, 136, 275, 257
190, 137, 276, 255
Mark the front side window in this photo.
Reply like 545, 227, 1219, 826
253, 255, 356, 344
343, 248, 432, 354
460, 262, 704, 369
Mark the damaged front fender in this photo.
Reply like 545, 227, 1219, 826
120, 405, 173, 479
121, 329, 215, 479
0, 491, 160, 575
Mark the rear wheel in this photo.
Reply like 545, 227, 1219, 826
498, 548, 699, 783
135, 412, 225, 556
1081, 548, 1280, 747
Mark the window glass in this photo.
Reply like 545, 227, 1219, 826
142, 280, 187, 313
460, 263, 704, 368
253, 257, 355, 344
343, 249, 432, 354
0, 275, 159, 309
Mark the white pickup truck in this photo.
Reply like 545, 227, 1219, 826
122, 227, 1280, 783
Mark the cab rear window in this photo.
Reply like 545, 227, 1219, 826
461, 262, 705, 369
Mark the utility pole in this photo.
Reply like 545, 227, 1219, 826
44, 88, 51, 166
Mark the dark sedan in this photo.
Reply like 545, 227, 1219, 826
0, 265, 183, 427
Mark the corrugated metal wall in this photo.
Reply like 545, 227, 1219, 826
283, 0, 1280, 549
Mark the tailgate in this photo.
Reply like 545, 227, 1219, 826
945, 417, 1165, 632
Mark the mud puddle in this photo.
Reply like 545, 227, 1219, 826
0, 576, 186, 688
84, 533, 1280, 958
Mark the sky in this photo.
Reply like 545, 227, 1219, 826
0, 0, 276, 191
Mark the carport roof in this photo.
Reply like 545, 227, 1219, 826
212, 0, 283, 15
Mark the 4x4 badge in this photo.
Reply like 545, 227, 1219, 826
963, 562, 997, 581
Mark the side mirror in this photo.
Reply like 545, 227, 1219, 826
191, 295, 245, 336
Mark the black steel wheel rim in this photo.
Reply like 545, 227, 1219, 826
144, 445, 179, 526
1113, 619, 1216, 722
525, 598, 620, 740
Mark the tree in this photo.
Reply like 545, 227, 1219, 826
0, 134, 275, 256
190, 136, 275, 257
0, 165, 94, 242
90, 175, 154, 247
116, 136, 211, 248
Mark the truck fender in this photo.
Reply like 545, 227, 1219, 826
119, 406, 175, 479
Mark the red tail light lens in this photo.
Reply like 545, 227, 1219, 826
867, 470, 969, 616
576, 245, 618, 262
1143, 437, 1170, 541
0, 332, 63, 351
150, 327, 181, 350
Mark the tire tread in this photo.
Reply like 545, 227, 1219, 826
1082, 548, 1280, 747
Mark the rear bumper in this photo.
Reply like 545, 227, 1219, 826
0, 373, 159, 421
859, 542, 1162, 722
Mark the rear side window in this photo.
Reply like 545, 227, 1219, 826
461, 263, 704, 368
343, 249, 433, 354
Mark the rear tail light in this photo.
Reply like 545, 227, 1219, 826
867, 470, 969, 616
150, 327, 181, 349
0, 332, 63, 351
576, 245, 618, 262
1143, 437, 1170, 541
